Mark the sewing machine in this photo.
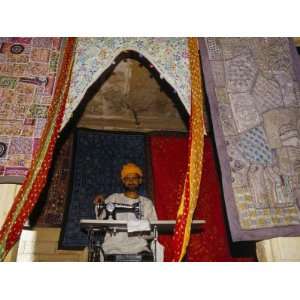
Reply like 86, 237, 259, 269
95, 202, 142, 220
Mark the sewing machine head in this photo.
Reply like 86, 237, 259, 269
97, 202, 142, 220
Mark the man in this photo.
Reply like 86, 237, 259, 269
94, 163, 157, 260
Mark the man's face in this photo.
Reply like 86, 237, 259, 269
122, 173, 142, 191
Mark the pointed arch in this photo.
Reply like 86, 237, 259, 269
62, 49, 190, 132
62, 38, 191, 129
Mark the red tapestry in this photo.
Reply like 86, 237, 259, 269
150, 135, 257, 262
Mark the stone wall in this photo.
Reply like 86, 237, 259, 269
0, 184, 20, 228
256, 237, 300, 262
16, 228, 88, 262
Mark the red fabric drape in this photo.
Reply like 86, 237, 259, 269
150, 135, 256, 262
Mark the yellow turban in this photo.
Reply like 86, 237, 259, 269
121, 163, 143, 179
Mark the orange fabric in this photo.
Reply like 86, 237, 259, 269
121, 163, 143, 179
172, 38, 205, 261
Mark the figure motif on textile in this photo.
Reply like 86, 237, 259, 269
202, 38, 300, 237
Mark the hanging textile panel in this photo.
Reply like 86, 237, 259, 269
150, 135, 256, 261
62, 37, 191, 128
0, 37, 65, 182
0, 38, 76, 261
33, 132, 74, 227
60, 129, 149, 249
200, 37, 300, 241
171, 37, 205, 261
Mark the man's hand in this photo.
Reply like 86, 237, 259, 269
94, 195, 104, 205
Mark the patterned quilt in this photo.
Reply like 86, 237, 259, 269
0, 38, 64, 182
200, 38, 300, 241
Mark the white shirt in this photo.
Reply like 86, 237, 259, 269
96, 193, 157, 255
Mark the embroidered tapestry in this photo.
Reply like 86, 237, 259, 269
200, 38, 300, 241
0, 38, 65, 182
62, 38, 191, 129
60, 129, 149, 249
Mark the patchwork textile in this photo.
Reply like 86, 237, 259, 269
200, 38, 300, 241
62, 37, 191, 128
0, 38, 65, 182
60, 129, 149, 249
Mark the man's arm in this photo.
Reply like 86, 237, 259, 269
143, 199, 158, 221
93, 195, 105, 219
